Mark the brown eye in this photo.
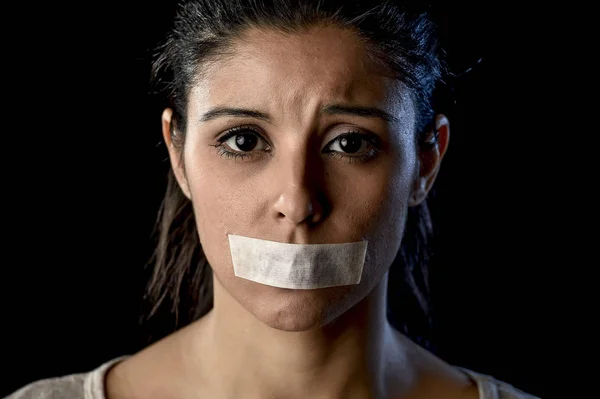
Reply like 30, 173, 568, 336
326, 133, 373, 155
232, 133, 258, 152
217, 127, 270, 153
338, 135, 363, 153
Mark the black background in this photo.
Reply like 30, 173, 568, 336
3, 2, 552, 398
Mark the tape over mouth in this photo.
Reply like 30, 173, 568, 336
228, 234, 368, 289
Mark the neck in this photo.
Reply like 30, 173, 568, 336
196, 272, 414, 399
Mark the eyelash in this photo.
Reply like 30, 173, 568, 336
212, 125, 381, 164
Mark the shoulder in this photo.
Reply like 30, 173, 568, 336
6, 373, 86, 399
458, 367, 542, 399
494, 379, 541, 399
5, 357, 128, 399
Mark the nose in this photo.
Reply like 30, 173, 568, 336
272, 150, 326, 227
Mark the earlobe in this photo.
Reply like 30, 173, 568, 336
408, 114, 450, 207
162, 108, 192, 200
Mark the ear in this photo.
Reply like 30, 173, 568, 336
162, 108, 192, 199
408, 114, 450, 206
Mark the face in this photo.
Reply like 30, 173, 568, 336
165, 26, 433, 332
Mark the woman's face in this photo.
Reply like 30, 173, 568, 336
166, 26, 425, 331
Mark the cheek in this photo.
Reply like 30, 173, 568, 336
182, 151, 225, 252
330, 151, 416, 288
327, 150, 416, 239
183, 149, 270, 284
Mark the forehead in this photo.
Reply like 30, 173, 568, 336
190, 25, 411, 123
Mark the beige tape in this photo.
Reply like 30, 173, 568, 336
228, 234, 368, 289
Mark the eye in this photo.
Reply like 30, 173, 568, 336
323, 131, 381, 162
211, 126, 271, 161
219, 127, 270, 153
325, 132, 374, 154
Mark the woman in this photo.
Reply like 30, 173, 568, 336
8, 0, 540, 398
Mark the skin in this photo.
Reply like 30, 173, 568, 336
106, 25, 478, 399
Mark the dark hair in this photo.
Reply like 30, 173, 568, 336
141, 0, 450, 350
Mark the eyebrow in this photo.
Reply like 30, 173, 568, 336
199, 104, 398, 124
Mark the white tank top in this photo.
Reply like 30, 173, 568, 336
6, 357, 540, 398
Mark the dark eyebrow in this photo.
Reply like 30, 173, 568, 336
321, 104, 398, 124
199, 104, 397, 124
199, 107, 271, 123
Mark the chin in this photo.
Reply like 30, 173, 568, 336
244, 283, 355, 332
